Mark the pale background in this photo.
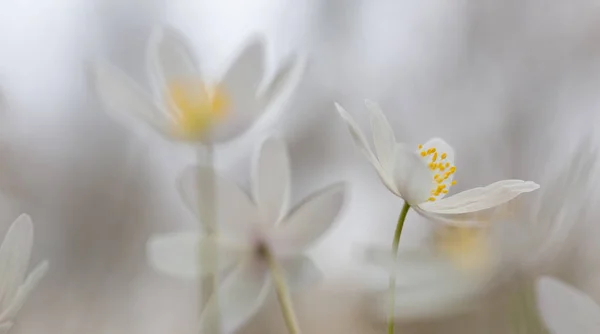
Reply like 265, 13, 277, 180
0, 0, 599, 333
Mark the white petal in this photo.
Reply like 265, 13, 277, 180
420, 137, 456, 200
177, 165, 261, 234
0, 214, 33, 310
335, 103, 397, 193
0, 261, 48, 324
146, 232, 247, 279
538, 276, 600, 334
392, 144, 433, 205
250, 53, 308, 135
279, 255, 323, 291
368, 250, 486, 321
199, 259, 271, 334
89, 60, 170, 135
252, 137, 290, 226
147, 25, 202, 92
366, 100, 395, 172
271, 183, 346, 256
420, 180, 540, 218
210, 38, 265, 142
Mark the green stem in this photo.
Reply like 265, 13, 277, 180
198, 145, 221, 334
387, 201, 410, 334
264, 246, 302, 334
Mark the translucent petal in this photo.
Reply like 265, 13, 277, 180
366, 100, 395, 172
0, 214, 33, 310
146, 232, 247, 279
392, 144, 433, 205
199, 259, 270, 334
280, 255, 323, 291
177, 165, 261, 234
252, 137, 290, 226
271, 183, 346, 256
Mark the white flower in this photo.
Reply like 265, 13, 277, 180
364, 136, 600, 323
335, 100, 539, 225
147, 137, 347, 333
0, 214, 49, 333
90, 25, 306, 143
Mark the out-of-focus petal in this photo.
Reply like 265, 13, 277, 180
271, 182, 346, 256
279, 255, 323, 291
252, 137, 290, 225
392, 144, 432, 205
146, 232, 246, 279
0, 214, 33, 310
90, 60, 170, 135
538, 276, 600, 334
366, 100, 395, 172
146, 25, 203, 104
199, 259, 271, 334
211, 39, 265, 142
0, 261, 48, 324
177, 165, 261, 234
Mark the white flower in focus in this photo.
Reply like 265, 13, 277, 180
0, 214, 49, 333
147, 137, 346, 333
335, 101, 539, 225
91, 25, 306, 143
364, 136, 600, 324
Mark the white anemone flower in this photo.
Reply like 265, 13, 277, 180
91, 25, 306, 143
335, 101, 539, 225
147, 137, 346, 333
0, 214, 49, 333
363, 136, 600, 327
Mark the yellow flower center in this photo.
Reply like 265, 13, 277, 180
418, 144, 456, 202
435, 226, 489, 272
167, 81, 229, 139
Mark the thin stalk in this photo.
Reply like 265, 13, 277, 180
387, 201, 410, 334
263, 246, 302, 334
197, 144, 221, 334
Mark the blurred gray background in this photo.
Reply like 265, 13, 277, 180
0, 0, 599, 333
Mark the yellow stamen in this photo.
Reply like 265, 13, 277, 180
417, 143, 458, 202
168, 81, 229, 139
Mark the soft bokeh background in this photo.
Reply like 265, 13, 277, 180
0, 0, 600, 333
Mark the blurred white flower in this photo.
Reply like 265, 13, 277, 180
0, 214, 49, 333
363, 136, 600, 326
90, 25, 306, 143
147, 137, 346, 333
335, 100, 539, 225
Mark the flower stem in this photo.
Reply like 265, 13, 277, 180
264, 247, 302, 334
197, 144, 221, 334
388, 201, 410, 334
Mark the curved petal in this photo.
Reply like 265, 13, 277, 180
366, 100, 395, 172
0, 322, 11, 334
249, 53, 308, 136
199, 259, 271, 334
210, 38, 265, 142
335, 103, 397, 193
177, 165, 261, 234
392, 144, 433, 205
0, 260, 48, 324
89, 60, 170, 135
280, 255, 323, 291
0, 214, 33, 309
538, 276, 600, 334
271, 182, 347, 256
420, 180, 540, 216
147, 25, 202, 94
252, 137, 290, 226
146, 232, 247, 279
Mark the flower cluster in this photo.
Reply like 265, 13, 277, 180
86, 23, 600, 334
